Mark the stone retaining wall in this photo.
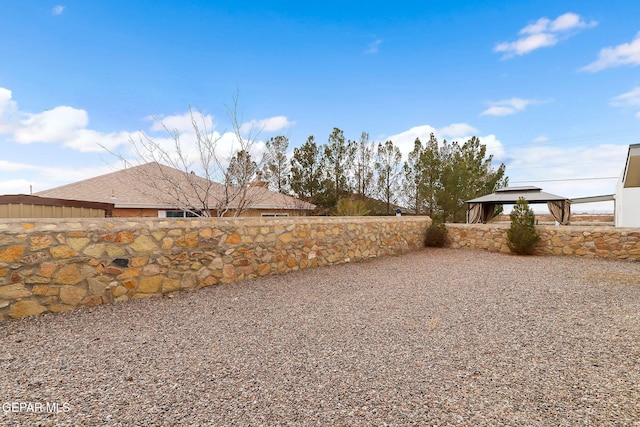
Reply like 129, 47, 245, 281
0, 216, 431, 319
446, 223, 640, 260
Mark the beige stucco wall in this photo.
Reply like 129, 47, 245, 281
446, 223, 640, 260
0, 216, 431, 320
225, 209, 311, 217
111, 208, 311, 218
112, 208, 160, 217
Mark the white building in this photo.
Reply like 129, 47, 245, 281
614, 143, 640, 228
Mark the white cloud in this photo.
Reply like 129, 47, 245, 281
581, 32, 640, 72
138, 111, 273, 174
549, 12, 585, 32
495, 33, 558, 57
435, 124, 507, 160
438, 123, 478, 138
505, 143, 627, 206
519, 18, 552, 35
481, 106, 517, 117
0, 88, 17, 113
495, 12, 597, 58
0, 159, 40, 173
240, 115, 293, 134
52, 5, 65, 15
142, 110, 257, 169
65, 129, 132, 152
384, 123, 505, 162
0, 88, 18, 134
0, 160, 117, 194
365, 39, 383, 54
533, 135, 549, 143
611, 86, 640, 119
149, 111, 215, 133
151, 112, 292, 142
1, 86, 283, 160
15, 106, 88, 143
0, 87, 133, 152
205, 130, 267, 173
480, 98, 538, 116
384, 124, 437, 157
0, 88, 283, 193
611, 86, 640, 107
135, 114, 226, 169
475, 134, 505, 160
0, 179, 31, 194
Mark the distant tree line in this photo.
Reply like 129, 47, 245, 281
262, 128, 508, 221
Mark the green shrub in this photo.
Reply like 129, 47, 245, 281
506, 197, 540, 255
424, 221, 448, 247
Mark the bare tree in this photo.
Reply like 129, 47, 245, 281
103, 93, 266, 217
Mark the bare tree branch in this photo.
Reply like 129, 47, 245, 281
100, 94, 271, 217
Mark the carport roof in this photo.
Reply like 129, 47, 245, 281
466, 186, 568, 204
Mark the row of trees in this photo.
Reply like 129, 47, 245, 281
261, 129, 508, 221
120, 100, 507, 220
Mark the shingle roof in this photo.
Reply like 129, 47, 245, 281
36, 162, 315, 211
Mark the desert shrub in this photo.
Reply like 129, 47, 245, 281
334, 198, 370, 216
506, 197, 540, 255
424, 221, 448, 247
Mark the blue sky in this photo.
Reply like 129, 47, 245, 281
2, 0, 640, 212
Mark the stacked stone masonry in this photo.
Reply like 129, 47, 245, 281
446, 223, 640, 260
0, 216, 431, 320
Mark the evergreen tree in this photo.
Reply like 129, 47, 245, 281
437, 138, 463, 222
353, 132, 374, 201
290, 136, 324, 205
402, 138, 426, 214
262, 135, 290, 193
507, 197, 540, 255
374, 140, 402, 215
438, 137, 507, 222
323, 127, 356, 206
226, 149, 257, 187
401, 134, 507, 222
420, 133, 443, 218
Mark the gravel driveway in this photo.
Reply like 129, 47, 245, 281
1, 248, 639, 426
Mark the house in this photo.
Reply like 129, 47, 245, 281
614, 143, 640, 227
35, 162, 315, 218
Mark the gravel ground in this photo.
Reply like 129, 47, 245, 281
1, 248, 640, 426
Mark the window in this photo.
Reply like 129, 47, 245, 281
261, 213, 289, 217
159, 210, 201, 218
